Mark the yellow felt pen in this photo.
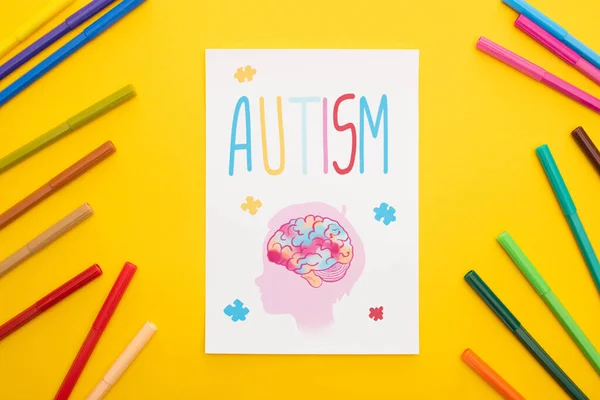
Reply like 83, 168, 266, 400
0, 0, 74, 59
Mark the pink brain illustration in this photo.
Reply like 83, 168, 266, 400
266, 215, 354, 288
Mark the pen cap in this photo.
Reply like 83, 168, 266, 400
536, 145, 577, 216
464, 270, 521, 331
13, 0, 75, 41
66, 0, 117, 28
27, 203, 93, 252
92, 262, 137, 331
502, 0, 567, 39
461, 349, 527, 400
461, 349, 485, 370
36, 265, 102, 312
515, 15, 579, 65
0, 36, 20, 59
67, 85, 136, 130
104, 322, 157, 384
49, 141, 116, 189
25, 122, 72, 155
0, 122, 71, 174
476, 37, 545, 81
84, 0, 146, 40
572, 127, 600, 172
575, 58, 600, 86
497, 232, 551, 296
564, 35, 600, 70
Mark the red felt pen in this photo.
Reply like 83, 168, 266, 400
54, 262, 137, 400
0, 264, 102, 342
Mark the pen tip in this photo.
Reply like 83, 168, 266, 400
572, 126, 585, 137
124, 262, 138, 270
146, 322, 158, 331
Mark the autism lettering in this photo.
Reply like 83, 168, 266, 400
266, 214, 354, 288
228, 94, 388, 176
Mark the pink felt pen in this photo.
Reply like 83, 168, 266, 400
515, 15, 600, 87
477, 36, 600, 115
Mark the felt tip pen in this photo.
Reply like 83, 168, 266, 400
0, 0, 75, 59
536, 144, 600, 294
0, 0, 145, 108
465, 270, 588, 399
503, 0, 600, 70
86, 322, 157, 400
0, 85, 134, 175
0, 141, 115, 231
477, 37, 600, 115
54, 262, 137, 400
0, 204, 93, 278
0, 265, 102, 341
515, 15, 600, 87
572, 127, 600, 177
0, 0, 118, 81
498, 232, 600, 375
461, 349, 525, 400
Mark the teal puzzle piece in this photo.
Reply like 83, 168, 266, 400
224, 299, 250, 322
373, 202, 397, 226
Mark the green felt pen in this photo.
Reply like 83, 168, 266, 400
0, 84, 135, 174
498, 232, 600, 376
465, 270, 588, 400
537, 144, 600, 295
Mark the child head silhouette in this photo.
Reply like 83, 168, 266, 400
256, 202, 365, 331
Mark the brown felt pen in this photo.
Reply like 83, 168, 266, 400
0, 141, 115, 230
572, 127, 600, 175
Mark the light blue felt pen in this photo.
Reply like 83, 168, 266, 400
0, 0, 146, 108
536, 144, 600, 294
503, 0, 600, 70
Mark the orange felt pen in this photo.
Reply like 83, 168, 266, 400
461, 349, 525, 400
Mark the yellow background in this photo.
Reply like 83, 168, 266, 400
0, 0, 599, 398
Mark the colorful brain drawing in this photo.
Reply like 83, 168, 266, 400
266, 215, 354, 288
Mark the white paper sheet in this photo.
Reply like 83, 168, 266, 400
205, 49, 419, 354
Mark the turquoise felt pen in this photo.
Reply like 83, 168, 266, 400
536, 144, 600, 294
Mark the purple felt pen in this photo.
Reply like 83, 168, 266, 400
0, 0, 116, 82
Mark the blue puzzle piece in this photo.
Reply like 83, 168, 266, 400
224, 299, 250, 322
373, 202, 397, 226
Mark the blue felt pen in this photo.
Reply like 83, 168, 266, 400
0, 0, 146, 108
503, 0, 600, 70
536, 144, 600, 294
